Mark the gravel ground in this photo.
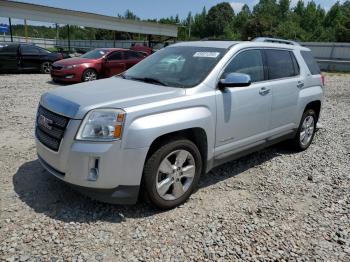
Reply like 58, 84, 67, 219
0, 73, 349, 261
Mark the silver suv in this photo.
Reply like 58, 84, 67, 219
36, 38, 324, 209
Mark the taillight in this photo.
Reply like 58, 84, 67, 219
321, 74, 325, 87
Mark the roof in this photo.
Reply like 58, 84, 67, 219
172, 40, 310, 51
0, 0, 178, 37
172, 41, 240, 49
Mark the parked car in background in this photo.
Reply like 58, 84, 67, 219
51, 48, 146, 83
36, 38, 324, 209
0, 43, 64, 73
130, 44, 153, 56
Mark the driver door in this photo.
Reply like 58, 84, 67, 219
215, 49, 272, 157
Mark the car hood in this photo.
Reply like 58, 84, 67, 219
53, 57, 97, 66
40, 77, 185, 119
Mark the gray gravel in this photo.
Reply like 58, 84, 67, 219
0, 73, 349, 261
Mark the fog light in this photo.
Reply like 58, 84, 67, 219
65, 74, 74, 79
88, 168, 99, 181
87, 158, 99, 181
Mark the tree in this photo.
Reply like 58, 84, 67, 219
192, 7, 207, 39
206, 2, 235, 38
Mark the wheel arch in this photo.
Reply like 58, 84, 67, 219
145, 128, 208, 173
304, 100, 321, 122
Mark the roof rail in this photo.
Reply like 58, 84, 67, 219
253, 37, 300, 46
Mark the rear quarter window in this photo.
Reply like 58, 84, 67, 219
301, 51, 321, 75
265, 49, 298, 80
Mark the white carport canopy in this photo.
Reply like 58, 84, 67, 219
0, 0, 178, 37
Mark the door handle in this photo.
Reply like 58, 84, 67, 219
297, 81, 304, 89
259, 87, 270, 95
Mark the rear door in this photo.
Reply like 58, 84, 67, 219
263, 49, 301, 134
0, 44, 19, 71
103, 51, 126, 77
124, 51, 144, 69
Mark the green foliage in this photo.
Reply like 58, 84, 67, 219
206, 2, 235, 37
7, 1, 350, 42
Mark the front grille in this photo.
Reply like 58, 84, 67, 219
51, 65, 63, 70
35, 105, 69, 151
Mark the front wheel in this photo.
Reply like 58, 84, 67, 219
82, 69, 98, 82
142, 138, 202, 209
41, 61, 51, 74
290, 109, 317, 151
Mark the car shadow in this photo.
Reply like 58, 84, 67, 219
13, 143, 296, 223
46, 80, 71, 86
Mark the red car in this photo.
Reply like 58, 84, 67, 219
51, 48, 146, 83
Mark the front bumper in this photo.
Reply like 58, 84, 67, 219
51, 69, 82, 82
36, 119, 149, 204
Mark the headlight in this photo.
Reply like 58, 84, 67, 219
76, 109, 125, 141
65, 65, 78, 69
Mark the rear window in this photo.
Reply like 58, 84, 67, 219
301, 51, 320, 75
265, 49, 299, 80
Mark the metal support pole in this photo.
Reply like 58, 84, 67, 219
67, 24, 70, 52
55, 23, 59, 47
24, 19, 28, 42
113, 31, 116, 48
148, 35, 151, 48
8, 17, 13, 42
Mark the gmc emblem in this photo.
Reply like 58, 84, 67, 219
38, 114, 53, 130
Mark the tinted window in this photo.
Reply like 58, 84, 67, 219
301, 51, 320, 75
21, 45, 40, 55
38, 47, 51, 54
265, 49, 297, 80
291, 52, 300, 75
0, 44, 18, 54
107, 52, 122, 61
125, 51, 144, 59
222, 49, 265, 83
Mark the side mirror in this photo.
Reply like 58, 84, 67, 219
218, 73, 251, 89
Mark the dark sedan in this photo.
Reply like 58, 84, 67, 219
0, 43, 64, 73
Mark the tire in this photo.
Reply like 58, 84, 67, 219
290, 109, 317, 151
82, 69, 98, 82
142, 138, 202, 209
41, 61, 51, 74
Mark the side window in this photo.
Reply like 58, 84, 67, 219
265, 49, 297, 80
107, 52, 122, 61
222, 49, 265, 83
21, 45, 40, 55
291, 52, 300, 75
301, 51, 320, 75
125, 51, 143, 60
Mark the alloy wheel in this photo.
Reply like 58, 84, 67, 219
300, 115, 315, 146
42, 62, 51, 74
84, 71, 97, 81
156, 149, 196, 201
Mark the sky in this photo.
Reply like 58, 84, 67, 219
0, 0, 345, 26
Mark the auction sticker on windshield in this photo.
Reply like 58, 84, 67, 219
193, 52, 220, 58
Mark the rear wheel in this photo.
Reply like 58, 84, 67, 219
82, 69, 98, 82
142, 138, 202, 209
41, 61, 51, 74
290, 109, 317, 151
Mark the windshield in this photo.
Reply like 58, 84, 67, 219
122, 46, 226, 88
80, 49, 109, 59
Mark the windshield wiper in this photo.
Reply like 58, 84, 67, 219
127, 76, 168, 86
